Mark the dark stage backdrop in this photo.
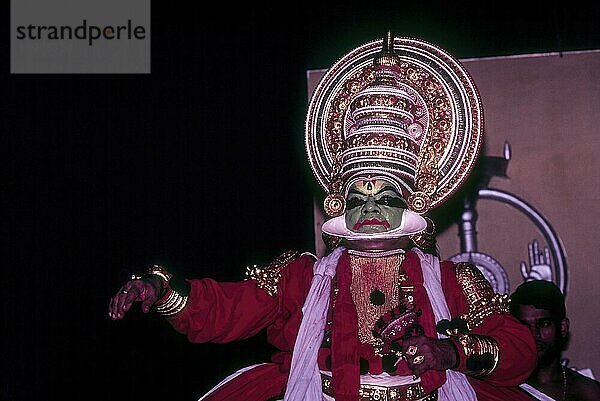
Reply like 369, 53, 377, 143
5, 2, 599, 400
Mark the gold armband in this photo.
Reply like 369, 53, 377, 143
244, 250, 300, 296
455, 333, 500, 378
455, 262, 509, 329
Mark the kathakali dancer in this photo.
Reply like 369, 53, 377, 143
109, 33, 538, 401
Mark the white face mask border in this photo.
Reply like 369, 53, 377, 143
322, 209, 427, 241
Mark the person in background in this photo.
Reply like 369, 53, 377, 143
510, 280, 600, 401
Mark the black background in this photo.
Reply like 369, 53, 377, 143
4, 1, 600, 400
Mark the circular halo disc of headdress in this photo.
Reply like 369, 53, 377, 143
305, 36, 484, 213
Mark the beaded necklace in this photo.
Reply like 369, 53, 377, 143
349, 253, 406, 347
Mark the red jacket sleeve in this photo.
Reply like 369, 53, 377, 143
164, 252, 315, 345
441, 261, 537, 386
165, 278, 280, 343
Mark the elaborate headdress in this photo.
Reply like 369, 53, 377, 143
305, 33, 484, 231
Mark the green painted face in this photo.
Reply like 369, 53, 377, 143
344, 179, 407, 233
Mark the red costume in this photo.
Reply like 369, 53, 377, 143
166, 250, 537, 400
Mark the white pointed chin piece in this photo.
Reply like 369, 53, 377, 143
321, 209, 427, 241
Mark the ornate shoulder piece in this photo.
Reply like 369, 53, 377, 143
454, 262, 509, 329
244, 250, 302, 297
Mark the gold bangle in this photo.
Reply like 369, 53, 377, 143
155, 289, 188, 317
455, 333, 499, 378
144, 265, 188, 316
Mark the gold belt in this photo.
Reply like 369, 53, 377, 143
321, 374, 438, 401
